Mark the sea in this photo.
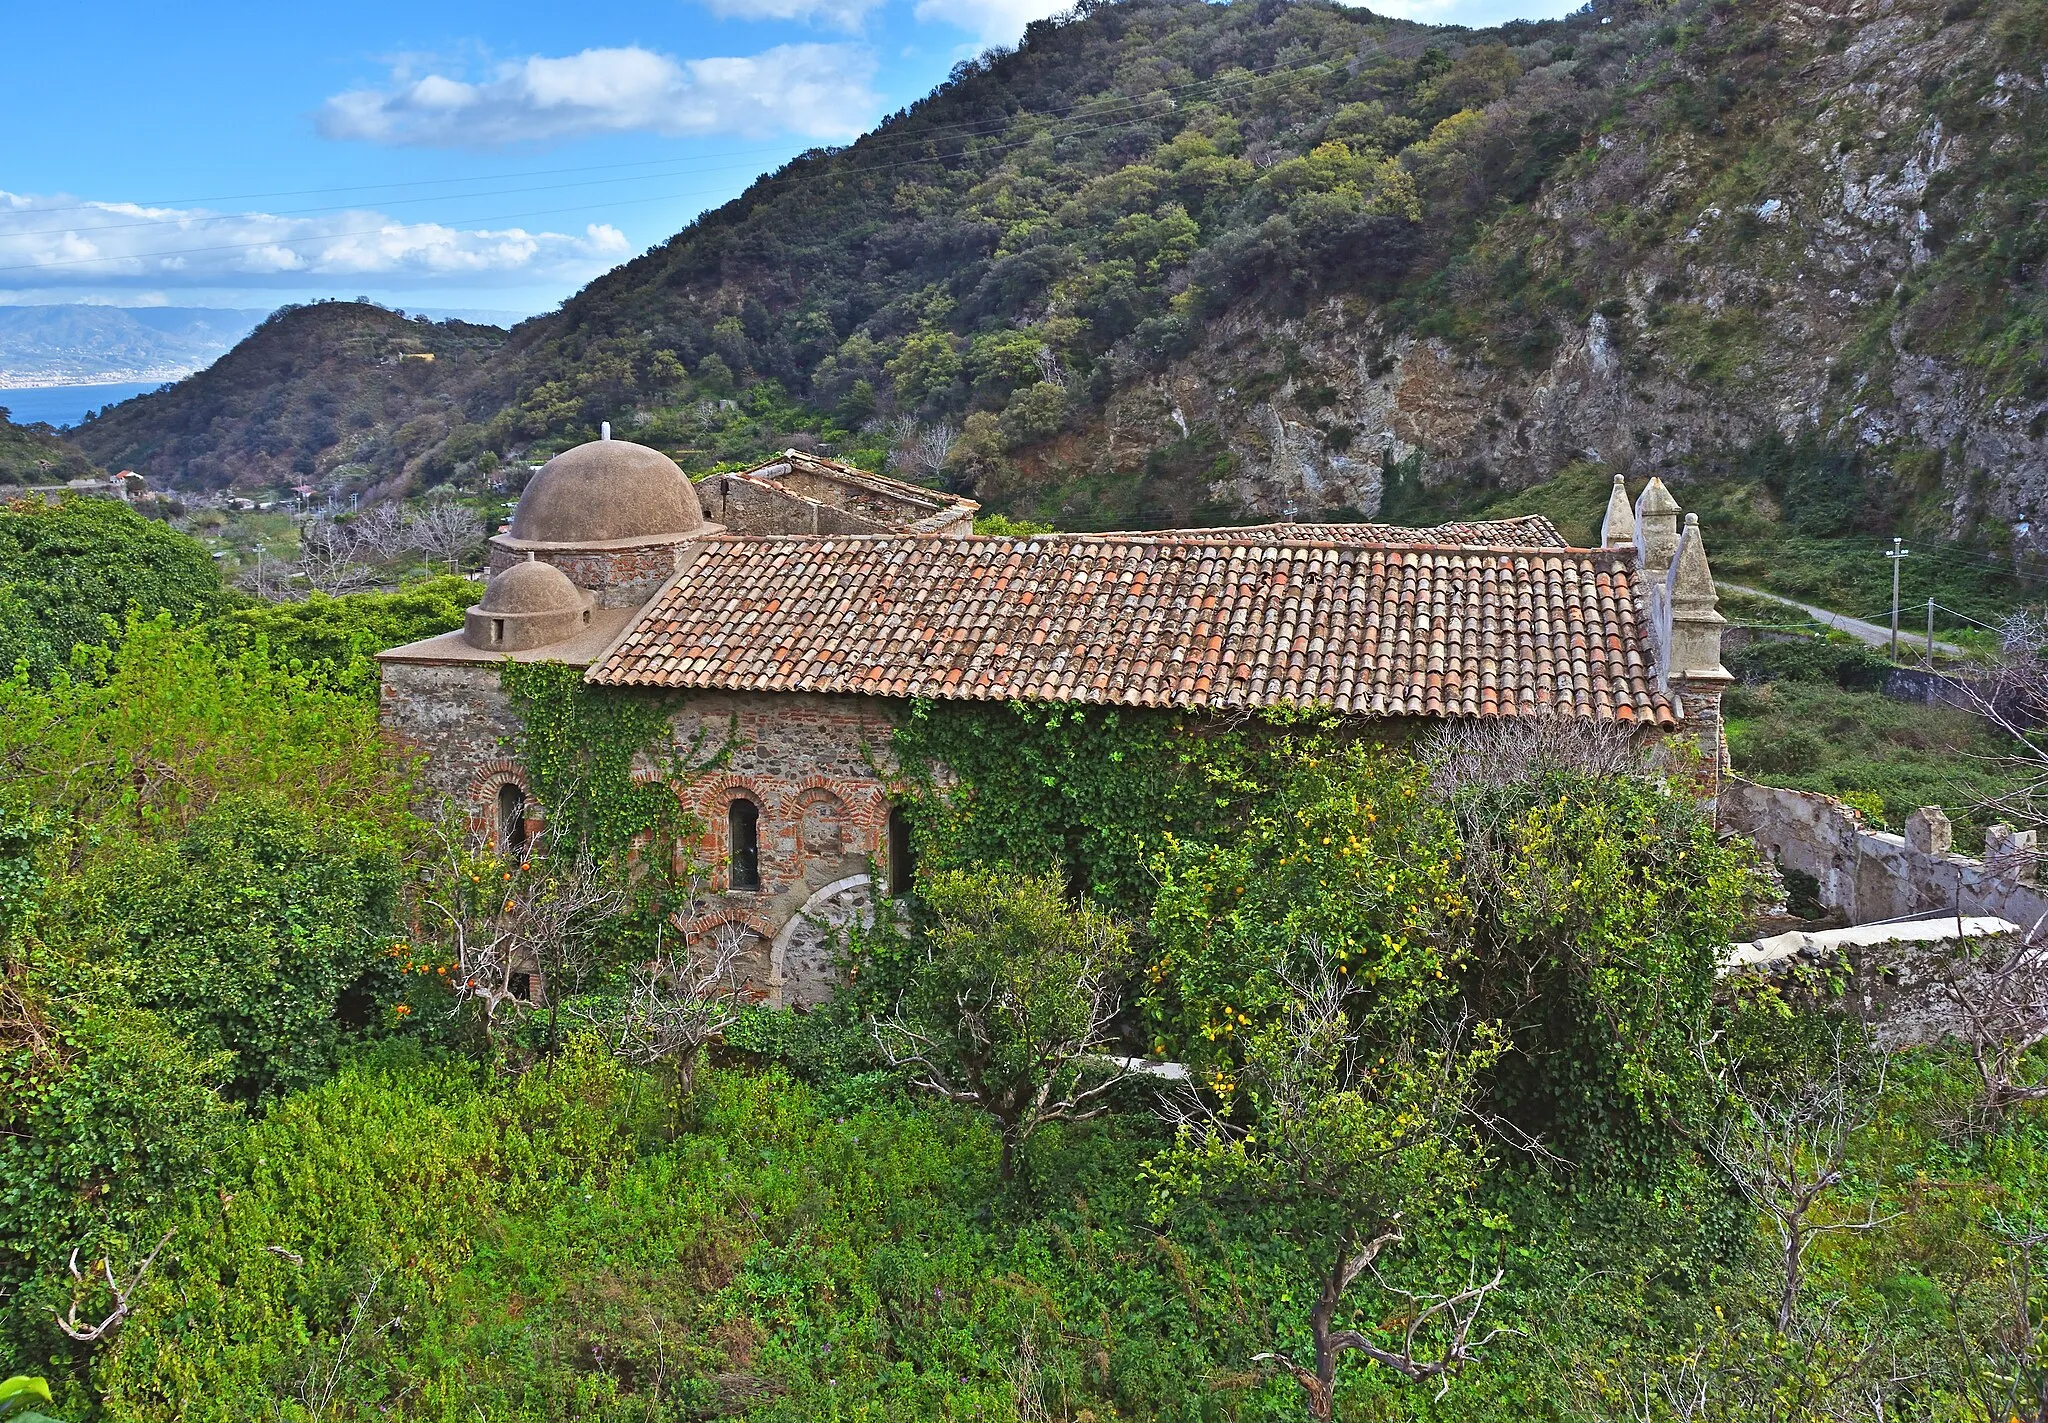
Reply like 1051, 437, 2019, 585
0, 381, 164, 429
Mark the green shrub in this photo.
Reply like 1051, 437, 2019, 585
201, 577, 472, 700
45, 798, 403, 1100
0, 499, 223, 680
1726, 634, 1890, 690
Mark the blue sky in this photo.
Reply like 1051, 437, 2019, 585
2, 0, 1577, 319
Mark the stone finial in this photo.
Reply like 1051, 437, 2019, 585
1986, 823, 2038, 884
1634, 476, 1681, 575
1600, 470, 1636, 549
1665, 512, 1729, 683
1905, 805, 1953, 857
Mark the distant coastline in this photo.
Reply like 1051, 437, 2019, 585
0, 381, 163, 429
0, 370, 190, 391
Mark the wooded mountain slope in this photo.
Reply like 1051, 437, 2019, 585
0, 408, 98, 485
72, 303, 505, 492
73, 0, 2048, 537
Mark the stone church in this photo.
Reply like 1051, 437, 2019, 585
378, 434, 1731, 1003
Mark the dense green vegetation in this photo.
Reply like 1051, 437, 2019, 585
10, 669, 2048, 1419
0, 410, 96, 488
0, 499, 225, 682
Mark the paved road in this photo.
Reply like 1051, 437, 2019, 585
1716, 581, 1970, 659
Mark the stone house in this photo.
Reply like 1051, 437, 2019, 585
378, 436, 1733, 1004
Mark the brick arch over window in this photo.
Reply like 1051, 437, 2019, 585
790, 786, 848, 864
691, 773, 777, 823
463, 760, 530, 843
776, 774, 881, 859
693, 773, 775, 890
787, 780, 892, 858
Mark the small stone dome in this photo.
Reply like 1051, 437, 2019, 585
464, 559, 592, 652
508, 438, 704, 544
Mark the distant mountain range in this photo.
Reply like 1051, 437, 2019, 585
0, 305, 270, 387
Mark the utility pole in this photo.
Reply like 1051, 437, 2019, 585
1926, 597, 1935, 669
1886, 537, 1910, 660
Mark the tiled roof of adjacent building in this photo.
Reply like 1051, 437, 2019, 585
586, 531, 1678, 724
1140, 516, 1568, 549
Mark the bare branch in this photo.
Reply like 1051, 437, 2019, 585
51, 1230, 173, 1342
601, 920, 748, 1093
408, 500, 485, 574
422, 812, 627, 1058
1703, 1028, 1892, 1335
293, 517, 379, 595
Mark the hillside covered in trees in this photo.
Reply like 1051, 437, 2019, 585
70, 304, 506, 494
0, 409, 97, 487
69, 0, 2048, 542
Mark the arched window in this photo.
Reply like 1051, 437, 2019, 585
496, 784, 528, 855
886, 805, 915, 897
728, 798, 761, 890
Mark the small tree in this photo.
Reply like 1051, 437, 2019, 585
873, 867, 1135, 1181
1704, 1027, 1890, 1337
1930, 928, 2048, 1131
293, 517, 377, 596
603, 918, 748, 1098
421, 820, 625, 1059
1148, 943, 1510, 1421
408, 501, 484, 574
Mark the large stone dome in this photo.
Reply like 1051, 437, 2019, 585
464, 558, 592, 651
508, 438, 705, 544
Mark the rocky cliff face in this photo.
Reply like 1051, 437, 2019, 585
1024, 0, 2048, 534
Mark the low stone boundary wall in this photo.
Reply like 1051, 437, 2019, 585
1723, 915, 2021, 1050
1720, 778, 2048, 929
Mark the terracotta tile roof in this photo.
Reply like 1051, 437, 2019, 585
587, 533, 1677, 724
1143, 516, 1567, 548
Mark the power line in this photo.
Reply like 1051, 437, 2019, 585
0, 158, 790, 240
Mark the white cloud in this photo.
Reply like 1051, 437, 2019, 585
319, 44, 879, 149
0, 190, 632, 290
912, 0, 1071, 44
700, 0, 882, 33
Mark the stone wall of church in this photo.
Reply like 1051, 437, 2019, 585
380, 672, 905, 1005
378, 661, 527, 825
662, 692, 903, 1006
484, 539, 692, 607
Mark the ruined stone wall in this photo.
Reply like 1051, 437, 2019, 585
700, 474, 895, 537
1722, 778, 2048, 928
1723, 916, 2027, 1051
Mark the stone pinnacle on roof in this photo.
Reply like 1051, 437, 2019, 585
1634, 476, 1681, 575
1601, 469, 1636, 549
1666, 511, 1730, 685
